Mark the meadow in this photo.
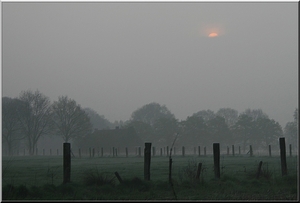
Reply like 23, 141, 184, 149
2, 152, 299, 201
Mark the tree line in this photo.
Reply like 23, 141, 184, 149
2, 89, 298, 155
122, 103, 297, 152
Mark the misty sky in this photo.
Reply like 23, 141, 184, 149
2, 2, 298, 128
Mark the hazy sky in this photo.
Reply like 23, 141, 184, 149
2, 2, 298, 128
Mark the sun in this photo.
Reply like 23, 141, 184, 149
208, 32, 218, 37
200, 23, 226, 38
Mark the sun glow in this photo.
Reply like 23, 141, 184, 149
208, 32, 218, 37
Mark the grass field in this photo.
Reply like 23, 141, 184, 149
2, 153, 299, 200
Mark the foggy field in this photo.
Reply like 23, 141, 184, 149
2, 154, 298, 200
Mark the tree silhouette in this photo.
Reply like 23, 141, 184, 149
18, 90, 53, 155
52, 95, 92, 143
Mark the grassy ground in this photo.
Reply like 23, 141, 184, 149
2, 154, 299, 200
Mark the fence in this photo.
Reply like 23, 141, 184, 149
2, 143, 296, 158
2, 138, 297, 188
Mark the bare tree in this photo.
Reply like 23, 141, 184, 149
2, 97, 26, 155
18, 90, 53, 155
52, 95, 92, 143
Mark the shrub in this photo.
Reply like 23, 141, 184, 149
261, 165, 273, 180
178, 158, 198, 184
246, 162, 273, 180
82, 168, 115, 187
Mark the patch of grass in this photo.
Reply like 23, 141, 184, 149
118, 177, 151, 192
2, 184, 15, 200
2, 184, 29, 200
2, 155, 298, 200
56, 182, 77, 195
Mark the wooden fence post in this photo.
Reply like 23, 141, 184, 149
250, 145, 253, 157
144, 143, 152, 181
138, 147, 141, 157
182, 146, 185, 157
256, 161, 263, 179
115, 172, 123, 183
198, 146, 201, 157
213, 143, 220, 179
196, 163, 202, 180
279, 137, 287, 176
232, 145, 235, 156
169, 156, 173, 184
63, 143, 71, 184
269, 145, 272, 157
289, 144, 292, 157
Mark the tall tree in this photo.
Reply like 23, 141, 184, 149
124, 120, 154, 143
152, 117, 179, 147
284, 108, 298, 147
293, 108, 298, 122
216, 108, 238, 128
2, 97, 26, 155
52, 96, 92, 143
231, 114, 256, 153
241, 108, 269, 121
256, 117, 283, 148
206, 116, 231, 146
180, 115, 208, 147
18, 90, 53, 155
131, 102, 175, 126
193, 109, 216, 122
84, 107, 112, 130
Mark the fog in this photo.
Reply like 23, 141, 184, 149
2, 2, 298, 128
